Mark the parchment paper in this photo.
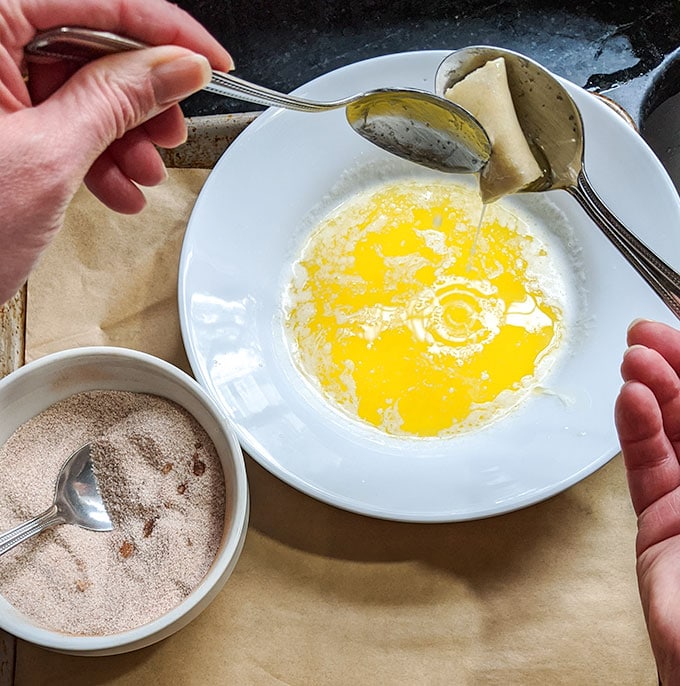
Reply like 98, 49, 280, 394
25, 170, 209, 371
17, 170, 657, 685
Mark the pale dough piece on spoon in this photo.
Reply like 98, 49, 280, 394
444, 57, 542, 203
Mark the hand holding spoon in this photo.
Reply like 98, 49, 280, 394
26, 27, 491, 174
0, 444, 112, 557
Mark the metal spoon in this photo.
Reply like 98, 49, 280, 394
0, 444, 112, 557
26, 27, 491, 174
436, 46, 680, 320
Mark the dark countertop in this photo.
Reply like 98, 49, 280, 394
174, 1, 680, 188
176, 0, 680, 126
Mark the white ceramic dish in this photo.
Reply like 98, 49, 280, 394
178, 50, 680, 522
0, 347, 249, 655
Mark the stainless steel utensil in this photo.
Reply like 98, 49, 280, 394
26, 27, 491, 174
436, 46, 680, 319
0, 443, 112, 557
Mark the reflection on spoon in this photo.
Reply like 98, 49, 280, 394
0, 444, 112, 557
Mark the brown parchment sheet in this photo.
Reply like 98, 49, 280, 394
16, 169, 657, 685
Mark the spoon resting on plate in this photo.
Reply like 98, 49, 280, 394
436, 45, 680, 320
0, 443, 112, 557
26, 27, 491, 175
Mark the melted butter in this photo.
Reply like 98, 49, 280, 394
284, 180, 566, 437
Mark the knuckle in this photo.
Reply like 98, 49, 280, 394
85, 68, 155, 141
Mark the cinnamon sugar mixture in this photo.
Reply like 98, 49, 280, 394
0, 391, 226, 636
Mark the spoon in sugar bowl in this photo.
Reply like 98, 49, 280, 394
435, 45, 680, 320
26, 27, 491, 174
0, 444, 112, 557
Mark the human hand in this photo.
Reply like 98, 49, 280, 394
0, 0, 233, 304
615, 319, 680, 685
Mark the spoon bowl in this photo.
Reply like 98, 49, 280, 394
27, 27, 490, 174
435, 46, 583, 191
0, 443, 112, 557
345, 88, 490, 173
436, 45, 680, 319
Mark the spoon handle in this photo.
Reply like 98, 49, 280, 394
568, 170, 680, 320
0, 504, 65, 557
206, 71, 340, 112
26, 27, 342, 113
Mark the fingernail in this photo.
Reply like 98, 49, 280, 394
152, 53, 212, 106
623, 344, 647, 357
627, 318, 653, 333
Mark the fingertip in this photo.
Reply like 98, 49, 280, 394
621, 344, 650, 382
623, 343, 649, 358
626, 318, 654, 346
85, 153, 148, 215
622, 343, 651, 367
615, 379, 652, 421
627, 318, 673, 346
144, 105, 188, 150
627, 318, 653, 333
614, 378, 663, 448
107, 131, 169, 188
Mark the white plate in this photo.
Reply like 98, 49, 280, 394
178, 50, 680, 522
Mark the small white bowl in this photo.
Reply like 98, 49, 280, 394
0, 346, 249, 656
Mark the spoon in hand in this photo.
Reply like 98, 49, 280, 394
26, 27, 491, 174
0, 444, 112, 557
436, 45, 680, 320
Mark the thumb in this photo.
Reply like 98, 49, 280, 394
36, 45, 211, 171
0, 46, 212, 301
